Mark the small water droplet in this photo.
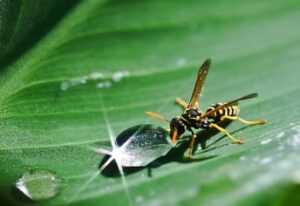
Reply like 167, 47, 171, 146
61, 82, 69, 91
80, 76, 88, 84
287, 123, 300, 147
260, 138, 272, 145
278, 160, 292, 169
276, 132, 285, 138
176, 57, 186, 66
278, 145, 284, 150
90, 72, 104, 79
240, 156, 246, 161
287, 135, 300, 147
292, 126, 300, 132
15, 170, 61, 201
260, 157, 272, 164
96, 81, 112, 88
112, 71, 130, 82
135, 195, 144, 203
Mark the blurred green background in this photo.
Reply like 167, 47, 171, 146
0, 0, 300, 205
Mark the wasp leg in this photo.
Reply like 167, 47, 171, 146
175, 97, 188, 108
188, 131, 197, 159
146, 111, 169, 122
220, 115, 266, 125
209, 123, 245, 144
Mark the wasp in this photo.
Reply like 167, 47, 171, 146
146, 59, 266, 159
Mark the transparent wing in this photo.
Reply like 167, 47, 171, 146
199, 93, 258, 120
187, 58, 211, 109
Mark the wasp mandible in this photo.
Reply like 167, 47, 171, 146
146, 59, 266, 159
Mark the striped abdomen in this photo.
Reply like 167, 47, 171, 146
205, 103, 240, 122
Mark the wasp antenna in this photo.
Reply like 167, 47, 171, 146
171, 129, 178, 144
146, 111, 170, 122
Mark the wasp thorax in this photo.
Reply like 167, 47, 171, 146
182, 108, 202, 120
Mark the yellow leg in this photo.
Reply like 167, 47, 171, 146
188, 134, 197, 159
220, 115, 266, 125
209, 123, 245, 144
175, 97, 188, 108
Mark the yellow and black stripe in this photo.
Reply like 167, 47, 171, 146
205, 103, 240, 122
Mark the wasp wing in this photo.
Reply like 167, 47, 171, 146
199, 93, 258, 120
187, 58, 211, 109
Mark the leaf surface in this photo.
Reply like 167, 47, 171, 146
0, 0, 300, 205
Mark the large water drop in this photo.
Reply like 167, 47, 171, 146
15, 170, 61, 201
116, 124, 173, 167
99, 124, 173, 168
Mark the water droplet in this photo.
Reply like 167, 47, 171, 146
278, 160, 292, 169
287, 123, 300, 147
260, 157, 272, 164
116, 125, 172, 167
80, 76, 88, 84
97, 124, 172, 168
135, 195, 144, 203
96, 81, 112, 88
90, 72, 104, 79
176, 57, 186, 66
61, 82, 69, 91
239, 156, 246, 161
287, 135, 300, 147
112, 71, 130, 82
278, 145, 284, 150
15, 170, 61, 201
291, 124, 300, 131
260, 138, 272, 145
276, 132, 285, 138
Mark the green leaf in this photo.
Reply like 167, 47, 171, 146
1, 0, 300, 205
0, 0, 80, 69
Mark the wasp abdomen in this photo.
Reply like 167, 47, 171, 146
206, 103, 240, 122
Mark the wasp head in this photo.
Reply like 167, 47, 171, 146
170, 117, 186, 144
